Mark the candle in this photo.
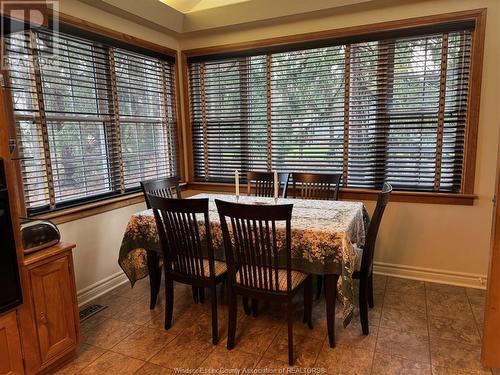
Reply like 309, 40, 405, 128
274, 171, 278, 199
235, 170, 240, 197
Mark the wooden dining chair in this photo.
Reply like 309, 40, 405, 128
290, 173, 342, 298
291, 172, 342, 200
353, 182, 392, 335
215, 199, 313, 365
140, 177, 183, 309
148, 195, 227, 344
246, 171, 289, 198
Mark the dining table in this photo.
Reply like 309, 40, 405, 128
118, 193, 369, 347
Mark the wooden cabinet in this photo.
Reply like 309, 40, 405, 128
22, 243, 80, 373
0, 311, 24, 375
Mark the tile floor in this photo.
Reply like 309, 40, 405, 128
53, 275, 491, 374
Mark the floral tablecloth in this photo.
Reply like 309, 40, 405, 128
118, 193, 369, 326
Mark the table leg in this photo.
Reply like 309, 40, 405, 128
324, 274, 339, 348
146, 250, 161, 309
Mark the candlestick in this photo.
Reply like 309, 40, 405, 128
274, 171, 278, 199
235, 170, 240, 198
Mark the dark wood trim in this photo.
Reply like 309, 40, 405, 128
182, 9, 485, 58
54, 12, 177, 58
182, 52, 196, 182
186, 182, 475, 206
461, 8, 487, 194
481, 127, 500, 367
173, 59, 187, 182
181, 9, 486, 199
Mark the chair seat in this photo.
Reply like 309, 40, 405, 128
353, 245, 363, 272
202, 259, 227, 277
236, 267, 308, 292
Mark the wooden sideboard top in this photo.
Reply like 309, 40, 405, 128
23, 242, 76, 266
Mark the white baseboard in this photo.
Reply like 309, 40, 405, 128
77, 271, 129, 307
374, 261, 488, 289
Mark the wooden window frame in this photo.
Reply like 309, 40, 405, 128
4, 11, 185, 222
181, 9, 487, 205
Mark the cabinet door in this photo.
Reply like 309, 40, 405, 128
30, 256, 77, 365
0, 311, 24, 375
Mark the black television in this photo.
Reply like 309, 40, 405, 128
0, 157, 22, 315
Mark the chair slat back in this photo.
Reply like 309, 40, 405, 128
291, 173, 341, 200
246, 171, 289, 198
141, 177, 182, 209
360, 182, 392, 277
216, 199, 293, 293
148, 195, 214, 279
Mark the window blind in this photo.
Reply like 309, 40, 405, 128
5, 28, 178, 214
188, 26, 472, 193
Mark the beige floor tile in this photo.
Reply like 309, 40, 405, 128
199, 346, 260, 371
335, 318, 379, 352
221, 316, 281, 355
134, 363, 176, 375
373, 274, 388, 292
112, 326, 176, 361
466, 288, 486, 298
371, 352, 431, 375
426, 283, 466, 296
149, 332, 215, 369
264, 333, 323, 367
384, 292, 427, 315
80, 314, 109, 335
94, 294, 134, 318
380, 307, 428, 335
79, 351, 145, 375
255, 357, 295, 371
430, 338, 491, 374
432, 365, 492, 374
114, 298, 164, 326
386, 277, 426, 296
147, 302, 210, 335
53, 344, 106, 374
427, 293, 474, 321
468, 294, 487, 308
84, 318, 140, 349
315, 345, 373, 375
375, 327, 430, 363
429, 316, 481, 345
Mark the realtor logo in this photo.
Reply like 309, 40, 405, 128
1, 0, 59, 69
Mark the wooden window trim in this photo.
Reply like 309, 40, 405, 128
33, 183, 188, 224
6, 12, 184, 217
181, 9, 487, 201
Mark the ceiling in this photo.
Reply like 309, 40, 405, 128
159, 0, 251, 14
79, 0, 379, 34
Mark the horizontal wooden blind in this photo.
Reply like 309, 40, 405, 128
5, 29, 178, 214
188, 27, 472, 193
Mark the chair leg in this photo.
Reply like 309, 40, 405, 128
210, 286, 218, 345
316, 275, 323, 299
199, 288, 205, 304
303, 276, 313, 329
251, 299, 259, 317
287, 300, 294, 366
325, 274, 338, 348
368, 273, 374, 309
242, 297, 251, 315
359, 279, 370, 335
192, 286, 199, 304
165, 276, 174, 330
147, 250, 161, 310
227, 289, 237, 350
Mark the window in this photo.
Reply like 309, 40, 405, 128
5, 27, 178, 215
188, 20, 477, 194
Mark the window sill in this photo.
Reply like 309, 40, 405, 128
33, 183, 188, 224
186, 182, 476, 206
